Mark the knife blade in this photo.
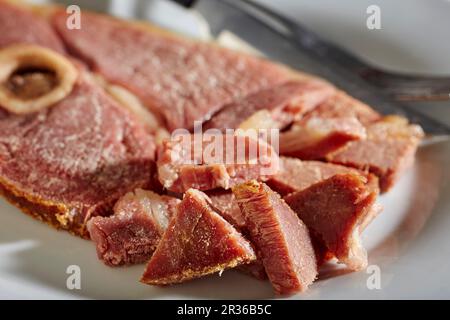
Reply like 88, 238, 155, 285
180, 0, 450, 136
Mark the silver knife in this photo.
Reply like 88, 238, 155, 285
171, 0, 450, 136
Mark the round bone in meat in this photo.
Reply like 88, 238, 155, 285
0, 44, 77, 114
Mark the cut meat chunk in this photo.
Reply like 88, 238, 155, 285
0, 73, 156, 237
203, 80, 335, 131
0, 1, 65, 53
52, 10, 292, 131
233, 181, 317, 295
279, 117, 366, 160
238, 259, 268, 280
267, 157, 364, 196
157, 133, 280, 193
207, 190, 245, 230
206, 190, 268, 280
327, 116, 424, 192
141, 189, 256, 285
87, 189, 180, 266
305, 90, 381, 125
284, 174, 381, 271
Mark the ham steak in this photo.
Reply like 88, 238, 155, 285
206, 190, 267, 280
279, 117, 366, 160
328, 116, 424, 192
207, 190, 246, 230
203, 80, 335, 131
52, 10, 291, 131
157, 133, 280, 193
284, 173, 381, 271
305, 90, 381, 125
88, 189, 180, 266
141, 189, 256, 285
0, 1, 425, 294
0, 73, 156, 237
233, 181, 317, 294
267, 157, 364, 196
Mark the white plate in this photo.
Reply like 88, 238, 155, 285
1, 138, 449, 299
2, 0, 450, 300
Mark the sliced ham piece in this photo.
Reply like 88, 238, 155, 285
0, 1, 65, 53
267, 157, 364, 196
157, 133, 280, 193
233, 181, 317, 295
141, 189, 256, 285
87, 190, 180, 266
52, 10, 292, 131
207, 190, 245, 230
207, 190, 267, 280
305, 90, 381, 125
327, 116, 424, 192
284, 173, 382, 271
279, 117, 366, 160
203, 80, 335, 131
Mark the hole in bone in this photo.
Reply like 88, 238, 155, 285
3, 67, 58, 100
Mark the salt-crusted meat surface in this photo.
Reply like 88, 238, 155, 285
52, 10, 292, 131
88, 189, 180, 266
207, 190, 245, 230
284, 173, 381, 271
157, 134, 280, 193
141, 189, 256, 285
328, 116, 424, 192
203, 80, 334, 131
0, 74, 156, 237
233, 181, 317, 295
279, 117, 366, 160
0, 1, 65, 53
305, 90, 381, 125
267, 157, 364, 196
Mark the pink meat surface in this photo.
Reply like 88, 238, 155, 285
203, 80, 335, 131
305, 90, 381, 125
52, 10, 291, 131
327, 116, 424, 192
207, 190, 246, 230
0, 73, 156, 237
233, 181, 317, 295
0, 1, 65, 53
141, 189, 256, 285
157, 134, 280, 193
267, 157, 364, 196
279, 117, 366, 160
87, 189, 180, 266
284, 174, 381, 271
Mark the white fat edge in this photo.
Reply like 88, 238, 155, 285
279, 125, 324, 154
341, 227, 368, 272
92, 73, 169, 137
216, 30, 263, 57
238, 109, 282, 131
130, 189, 171, 231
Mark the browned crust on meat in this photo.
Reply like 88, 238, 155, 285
0, 175, 87, 237
142, 258, 252, 286
0, 167, 153, 238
